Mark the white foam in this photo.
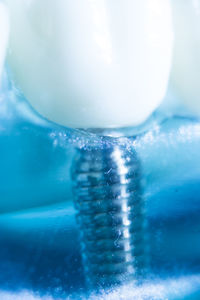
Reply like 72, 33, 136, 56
1, 275, 200, 300
88, 275, 200, 300
0, 291, 52, 300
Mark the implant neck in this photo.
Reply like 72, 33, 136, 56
78, 111, 163, 139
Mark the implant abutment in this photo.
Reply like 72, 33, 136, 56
71, 139, 147, 288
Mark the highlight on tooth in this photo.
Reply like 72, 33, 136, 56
171, 0, 200, 115
0, 2, 9, 84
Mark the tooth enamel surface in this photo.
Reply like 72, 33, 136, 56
171, 0, 200, 115
0, 3, 9, 84
5, 0, 173, 128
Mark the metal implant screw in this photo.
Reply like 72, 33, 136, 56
71, 137, 147, 289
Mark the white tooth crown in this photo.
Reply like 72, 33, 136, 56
5, 0, 173, 129
0, 2, 9, 84
171, 0, 200, 115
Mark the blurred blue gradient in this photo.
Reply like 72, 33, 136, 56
1, 71, 200, 299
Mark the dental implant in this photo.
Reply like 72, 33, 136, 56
72, 137, 146, 288
5, 0, 173, 290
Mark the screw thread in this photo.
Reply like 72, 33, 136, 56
72, 142, 147, 288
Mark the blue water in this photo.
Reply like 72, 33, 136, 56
1, 72, 200, 299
